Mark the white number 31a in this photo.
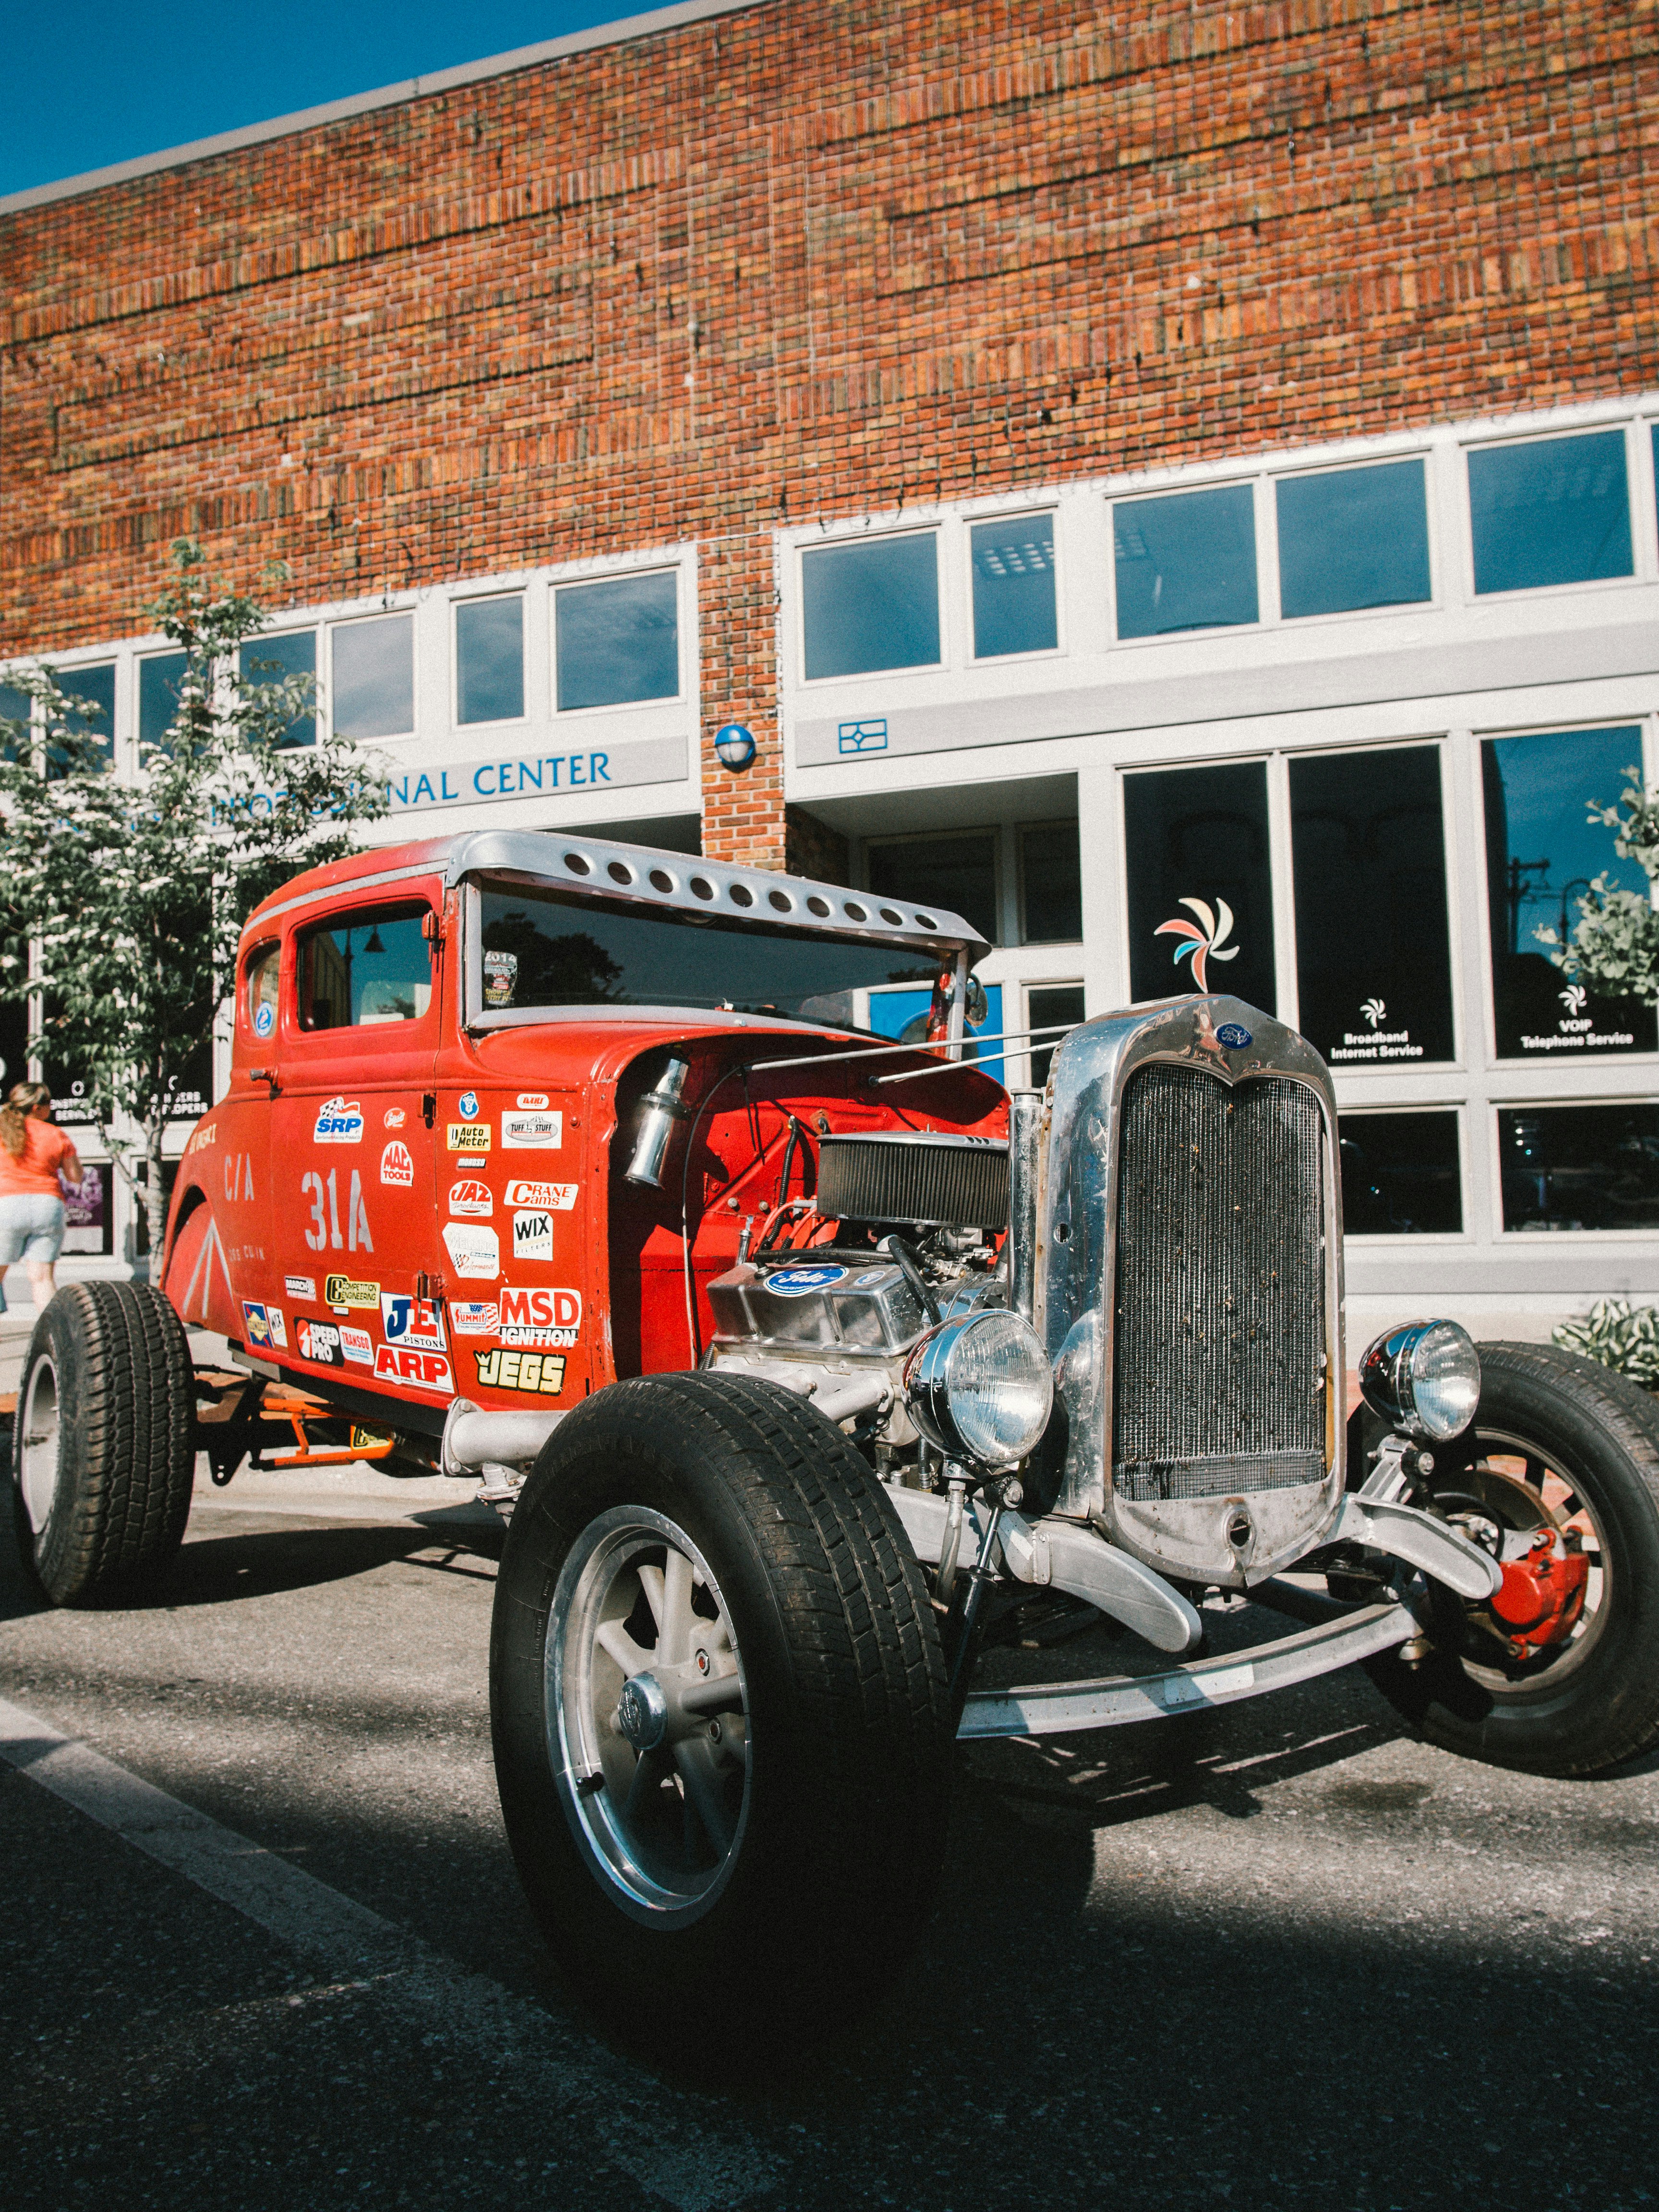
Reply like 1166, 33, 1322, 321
301, 1167, 373, 1254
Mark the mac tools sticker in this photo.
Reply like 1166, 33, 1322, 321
442, 1222, 501, 1279
501, 1108, 562, 1150
314, 1097, 364, 1144
448, 1179, 493, 1217
380, 1141, 414, 1188
504, 1180, 577, 1211
497, 1285, 581, 1347
512, 1210, 554, 1264
448, 1300, 499, 1336
380, 1294, 447, 1354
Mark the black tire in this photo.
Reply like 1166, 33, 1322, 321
1368, 1342, 1659, 1778
490, 1369, 953, 2052
11, 1282, 196, 1608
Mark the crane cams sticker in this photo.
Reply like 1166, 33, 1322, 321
448, 1123, 491, 1153
504, 1180, 577, 1210
511, 1210, 555, 1264
448, 1179, 493, 1217
325, 1274, 380, 1309
284, 1274, 317, 1301
240, 1301, 288, 1350
375, 1346, 453, 1389
497, 1285, 581, 1348
313, 1096, 365, 1144
297, 1319, 344, 1367
448, 1300, 499, 1336
501, 1107, 562, 1150
442, 1221, 501, 1279
380, 1141, 414, 1188
472, 1348, 565, 1397
381, 1293, 447, 1353
338, 1324, 374, 1366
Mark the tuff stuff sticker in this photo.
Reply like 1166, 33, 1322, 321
240, 1301, 288, 1351
442, 1222, 501, 1279
501, 1109, 562, 1150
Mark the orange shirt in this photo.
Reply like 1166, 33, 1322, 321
0, 1117, 75, 1201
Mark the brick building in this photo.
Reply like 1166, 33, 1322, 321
3, 0, 1657, 1322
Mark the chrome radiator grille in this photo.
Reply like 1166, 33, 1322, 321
1110, 1063, 1327, 1503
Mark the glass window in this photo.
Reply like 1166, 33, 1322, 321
0, 993, 29, 1089
866, 981, 1007, 1086
556, 571, 679, 711
867, 832, 998, 946
1276, 459, 1431, 619
1122, 761, 1277, 1013
1290, 745, 1455, 1066
1028, 983, 1086, 1089
1019, 821, 1082, 944
139, 651, 188, 751
801, 534, 940, 680
48, 661, 115, 773
1499, 1103, 1659, 1233
297, 906, 433, 1030
971, 515, 1057, 658
1113, 484, 1258, 638
61, 1159, 114, 1257
1340, 1111, 1462, 1235
245, 943, 280, 1042
1468, 431, 1633, 595
331, 613, 414, 740
240, 632, 316, 750
0, 682, 30, 764
456, 596, 525, 725
1482, 727, 1657, 1059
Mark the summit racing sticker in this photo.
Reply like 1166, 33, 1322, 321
380, 1294, 447, 1354
442, 1221, 500, 1279
497, 1285, 581, 1347
380, 1141, 414, 1188
374, 1346, 453, 1390
501, 1109, 561, 1151
504, 1180, 577, 1211
448, 1300, 499, 1336
472, 1347, 565, 1397
314, 1096, 364, 1144
240, 1300, 288, 1351
448, 1123, 491, 1153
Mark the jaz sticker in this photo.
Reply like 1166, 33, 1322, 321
324, 1274, 380, 1309
442, 1222, 501, 1279
448, 1179, 493, 1216
504, 1180, 577, 1210
501, 1109, 562, 1151
374, 1346, 453, 1390
339, 1324, 374, 1366
240, 1300, 288, 1350
381, 1293, 447, 1353
512, 1210, 554, 1264
516, 1092, 549, 1109
284, 1274, 316, 1301
1216, 1022, 1253, 1050
448, 1124, 491, 1152
448, 1300, 499, 1336
253, 1002, 275, 1038
457, 1091, 480, 1120
297, 1319, 343, 1367
384, 1107, 407, 1130
380, 1141, 414, 1188
473, 1347, 565, 1397
764, 1265, 849, 1297
314, 1096, 364, 1144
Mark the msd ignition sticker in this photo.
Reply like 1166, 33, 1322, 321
505, 1180, 577, 1210
764, 1265, 849, 1297
442, 1222, 500, 1279
339, 1325, 374, 1366
284, 1274, 316, 1301
497, 1285, 581, 1347
448, 1301, 499, 1336
325, 1274, 380, 1309
448, 1124, 491, 1153
472, 1348, 565, 1397
314, 1096, 364, 1144
380, 1141, 414, 1188
448, 1179, 493, 1217
381, 1294, 447, 1354
297, 1320, 344, 1367
482, 951, 517, 1010
512, 1210, 554, 1263
501, 1108, 562, 1150
240, 1301, 288, 1351
375, 1346, 453, 1390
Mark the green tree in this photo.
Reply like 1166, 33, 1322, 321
1537, 769, 1659, 1010
0, 540, 389, 1259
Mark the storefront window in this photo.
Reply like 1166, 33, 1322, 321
1275, 459, 1431, 619
1467, 431, 1633, 595
1028, 984, 1086, 1088
1018, 821, 1081, 943
455, 596, 524, 725
240, 631, 316, 749
802, 534, 940, 679
1482, 727, 1656, 1060
61, 1159, 114, 1257
0, 995, 29, 1089
138, 652, 187, 751
1339, 1111, 1462, 1235
331, 613, 414, 739
556, 571, 679, 710
1122, 761, 1277, 1013
1113, 484, 1257, 639
867, 832, 998, 946
1289, 744, 1455, 1066
971, 516, 1057, 658
48, 661, 115, 773
1499, 1104, 1659, 1233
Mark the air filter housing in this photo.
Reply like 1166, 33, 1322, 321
817, 1130, 1009, 1232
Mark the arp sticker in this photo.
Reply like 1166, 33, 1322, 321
448, 1300, 499, 1336
284, 1274, 317, 1301
314, 1096, 364, 1144
325, 1274, 380, 1309
380, 1141, 414, 1188
374, 1345, 453, 1391
297, 1319, 343, 1367
380, 1293, 447, 1353
512, 1210, 554, 1264
448, 1124, 491, 1153
1215, 1022, 1253, 1050
501, 1109, 562, 1150
472, 1347, 565, 1397
240, 1300, 288, 1351
504, 1180, 577, 1210
457, 1091, 480, 1119
516, 1092, 549, 1109
339, 1324, 374, 1366
442, 1222, 500, 1279
764, 1265, 849, 1297
497, 1286, 581, 1344
384, 1107, 407, 1129
448, 1179, 493, 1217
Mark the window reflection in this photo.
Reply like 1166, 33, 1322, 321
1028, 984, 1086, 1088
139, 652, 188, 751
1019, 821, 1082, 943
802, 535, 940, 679
868, 832, 998, 946
331, 613, 414, 740
298, 907, 433, 1029
455, 596, 524, 725
1340, 1111, 1462, 1235
1276, 459, 1431, 619
1122, 761, 1277, 1013
1113, 484, 1257, 638
1468, 431, 1633, 595
1499, 1104, 1659, 1232
240, 632, 316, 750
48, 662, 115, 773
556, 572, 679, 711
971, 515, 1057, 658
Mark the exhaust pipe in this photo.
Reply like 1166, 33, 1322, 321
441, 1397, 563, 1480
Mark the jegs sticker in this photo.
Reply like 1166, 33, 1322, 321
448, 1300, 499, 1336
339, 1324, 374, 1366
448, 1179, 493, 1217
512, 1210, 554, 1264
240, 1300, 288, 1351
314, 1096, 364, 1144
504, 1180, 577, 1210
324, 1274, 380, 1309
501, 1109, 562, 1150
380, 1294, 447, 1353
374, 1346, 453, 1390
442, 1222, 500, 1279
380, 1141, 414, 1188
473, 1347, 565, 1397
284, 1274, 316, 1301
297, 1319, 343, 1367
448, 1124, 491, 1153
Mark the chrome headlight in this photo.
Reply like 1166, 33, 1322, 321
904, 1309, 1054, 1467
1359, 1320, 1481, 1443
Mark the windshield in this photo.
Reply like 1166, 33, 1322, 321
476, 878, 944, 1031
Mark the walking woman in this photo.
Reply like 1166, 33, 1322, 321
0, 1082, 81, 1314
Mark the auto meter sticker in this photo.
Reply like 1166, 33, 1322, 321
380, 1141, 414, 1188
284, 1274, 317, 1301
442, 1221, 501, 1279
482, 950, 517, 1009
472, 1348, 565, 1397
504, 1180, 577, 1211
448, 1124, 491, 1152
501, 1108, 562, 1150
339, 1324, 374, 1366
448, 1300, 499, 1336
457, 1091, 480, 1119
380, 1293, 447, 1353
512, 1210, 554, 1264
297, 1319, 344, 1367
1215, 1022, 1253, 1050
383, 1107, 406, 1129
764, 1265, 850, 1297
375, 1346, 453, 1390
448, 1179, 493, 1217
314, 1096, 364, 1144
516, 1092, 549, 1109
325, 1274, 380, 1309
497, 1285, 581, 1347
240, 1300, 287, 1350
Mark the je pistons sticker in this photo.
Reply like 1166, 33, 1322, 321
501, 1109, 561, 1150
240, 1300, 288, 1350
448, 1123, 491, 1152
448, 1179, 493, 1216
380, 1141, 414, 1187
381, 1293, 447, 1353
375, 1346, 453, 1390
448, 1300, 499, 1336
297, 1319, 343, 1367
512, 1209, 554, 1263
442, 1221, 500, 1279
338, 1324, 374, 1366
473, 1347, 565, 1397
504, 1180, 577, 1210
314, 1096, 364, 1144
764, 1265, 849, 1297
325, 1274, 380, 1309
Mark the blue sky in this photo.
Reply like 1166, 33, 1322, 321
2, 1, 646, 198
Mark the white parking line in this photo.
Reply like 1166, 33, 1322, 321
0, 1695, 772, 2211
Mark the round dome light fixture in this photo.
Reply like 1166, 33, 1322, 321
713, 722, 757, 771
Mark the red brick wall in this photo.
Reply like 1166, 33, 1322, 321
4, 0, 1655, 865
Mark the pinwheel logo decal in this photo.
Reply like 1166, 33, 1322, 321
1559, 984, 1588, 1017
1361, 997, 1386, 1030
1155, 898, 1240, 995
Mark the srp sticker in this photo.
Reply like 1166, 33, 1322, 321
314, 1096, 364, 1144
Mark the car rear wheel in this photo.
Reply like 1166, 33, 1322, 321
490, 1369, 953, 2052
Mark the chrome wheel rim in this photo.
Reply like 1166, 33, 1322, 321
18, 1356, 60, 1536
547, 1505, 750, 1926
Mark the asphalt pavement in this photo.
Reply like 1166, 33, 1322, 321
2, 1422, 1657, 2211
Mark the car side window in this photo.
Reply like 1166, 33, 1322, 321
297, 905, 433, 1030
245, 942, 280, 1041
